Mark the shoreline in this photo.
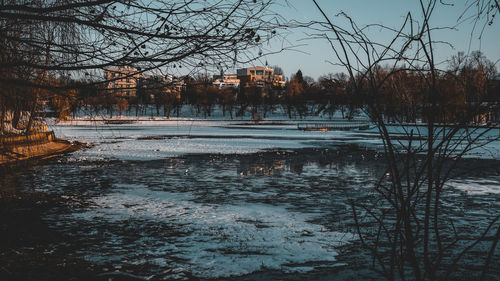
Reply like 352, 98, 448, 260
0, 138, 83, 165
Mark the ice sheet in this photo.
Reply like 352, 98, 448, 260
447, 178, 500, 195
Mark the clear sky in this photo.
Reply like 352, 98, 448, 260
249, 0, 500, 80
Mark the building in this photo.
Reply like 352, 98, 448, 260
272, 74, 286, 88
237, 66, 274, 82
104, 66, 143, 98
236, 66, 285, 88
212, 74, 240, 89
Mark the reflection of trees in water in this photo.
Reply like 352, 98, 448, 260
237, 157, 285, 176
234, 148, 382, 177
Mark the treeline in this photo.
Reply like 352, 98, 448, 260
41, 71, 367, 121
54, 51, 499, 122
1, 52, 499, 134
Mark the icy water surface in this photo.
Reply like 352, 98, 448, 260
26, 149, 381, 279
5, 121, 500, 280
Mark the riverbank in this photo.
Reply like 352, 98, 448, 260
0, 132, 83, 165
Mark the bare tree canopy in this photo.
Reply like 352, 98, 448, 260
0, 0, 284, 87
272, 65, 284, 76
0, 0, 287, 135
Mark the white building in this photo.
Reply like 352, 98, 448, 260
212, 74, 240, 89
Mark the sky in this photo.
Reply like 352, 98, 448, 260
245, 0, 500, 80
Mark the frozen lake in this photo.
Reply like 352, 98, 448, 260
48, 120, 376, 278
51, 119, 381, 160
4, 119, 499, 280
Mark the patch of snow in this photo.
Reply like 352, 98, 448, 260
73, 184, 352, 278
447, 178, 500, 195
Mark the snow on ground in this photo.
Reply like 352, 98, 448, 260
65, 105, 356, 121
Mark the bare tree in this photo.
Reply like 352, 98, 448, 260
272, 65, 284, 76
0, 0, 285, 133
310, 0, 500, 280
461, 0, 500, 35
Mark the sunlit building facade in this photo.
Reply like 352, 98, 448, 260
212, 74, 240, 89
236, 66, 285, 88
104, 66, 143, 97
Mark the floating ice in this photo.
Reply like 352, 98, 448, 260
73, 184, 352, 278
447, 178, 500, 195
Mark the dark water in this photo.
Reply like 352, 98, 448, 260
2, 147, 499, 280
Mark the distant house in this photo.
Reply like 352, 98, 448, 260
212, 74, 240, 89
237, 66, 273, 82
272, 74, 286, 88
104, 66, 143, 98
236, 66, 284, 88
472, 103, 500, 124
